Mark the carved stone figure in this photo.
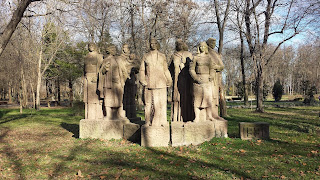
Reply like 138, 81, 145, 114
170, 40, 194, 122
139, 38, 172, 126
99, 45, 129, 120
83, 43, 104, 119
206, 38, 224, 118
119, 44, 140, 119
189, 42, 215, 122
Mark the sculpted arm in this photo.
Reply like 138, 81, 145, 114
139, 57, 147, 86
164, 56, 172, 87
100, 59, 111, 75
189, 57, 200, 83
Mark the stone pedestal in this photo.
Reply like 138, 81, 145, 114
239, 122, 269, 140
214, 119, 228, 138
171, 119, 228, 146
80, 119, 140, 140
141, 124, 170, 147
171, 121, 216, 146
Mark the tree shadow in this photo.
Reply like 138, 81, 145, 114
60, 122, 79, 138
0, 127, 26, 180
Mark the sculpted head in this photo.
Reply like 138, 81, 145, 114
206, 38, 216, 49
106, 45, 117, 56
175, 39, 184, 51
88, 43, 97, 52
198, 41, 208, 54
122, 43, 130, 54
150, 38, 160, 50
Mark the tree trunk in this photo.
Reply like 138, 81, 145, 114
219, 85, 227, 117
0, 0, 34, 56
240, 31, 248, 105
57, 78, 61, 105
69, 79, 73, 107
35, 49, 43, 110
19, 91, 23, 114
256, 68, 264, 112
31, 83, 35, 108
8, 83, 12, 104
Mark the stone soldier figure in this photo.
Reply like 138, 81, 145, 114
206, 38, 224, 118
189, 42, 216, 122
84, 43, 104, 119
170, 39, 194, 122
99, 45, 129, 120
119, 44, 140, 119
139, 38, 172, 126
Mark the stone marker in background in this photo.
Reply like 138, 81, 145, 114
239, 122, 269, 140
139, 38, 172, 147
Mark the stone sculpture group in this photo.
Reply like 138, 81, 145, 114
80, 38, 228, 147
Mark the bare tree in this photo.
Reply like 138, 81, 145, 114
213, 0, 231, 117
0, 0, 42, 57
244, 0, 312, 112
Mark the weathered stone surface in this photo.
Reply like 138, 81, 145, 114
139, 38, 172, 126
141, 124, 170, 147
206, 38, 224, 118
214, 119, 228, 138
84, 43, 104, 119
171, 121, 216, 146
124, 123, 141, 143
239, 122, 269, 140
80, 119, 140, 140
170, 40, 194, 123
189, 42, 215, 122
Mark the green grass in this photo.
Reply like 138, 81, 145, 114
0, 106, 319, 179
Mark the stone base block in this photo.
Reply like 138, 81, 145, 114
141, 124, 170, 147
214, 119, 228, 138
171, 121, 216, 146
80, 118, 140, 140
239, 122, 269, 140
124, 123, 140, 143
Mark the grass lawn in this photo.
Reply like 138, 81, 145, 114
0, 106, 319, 179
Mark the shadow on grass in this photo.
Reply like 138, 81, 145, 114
60, 123, 79, 138
0, 127, 26, 180
0, 114, 29, 125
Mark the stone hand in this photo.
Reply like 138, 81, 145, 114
166, 79, 173, 87
140, 80, 147, 86
91, 77, 97, 83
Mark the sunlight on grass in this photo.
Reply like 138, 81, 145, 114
0, 106, 319, 179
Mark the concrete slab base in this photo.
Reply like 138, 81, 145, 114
171, 121, 216, 146
141, 124, 170, 147
80, 118, 140, 140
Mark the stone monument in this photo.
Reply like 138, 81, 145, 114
206, 38, 228, 138
239, 122, 269, 140
170, 39, 194, 123
172, 41, 228, 146
190, 42, 216, 122
139, 38, 172, 147
119, 44, 141, 122
206, 38, 224, 118
80, 44, 140, 141
83, 43, 104, 120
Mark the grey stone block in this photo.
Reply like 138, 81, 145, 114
80, 119, 140, 140
214, 119, 228, 138
141, 124, 170, 147
171, 121, 216, 146
239, 122, 269, 140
